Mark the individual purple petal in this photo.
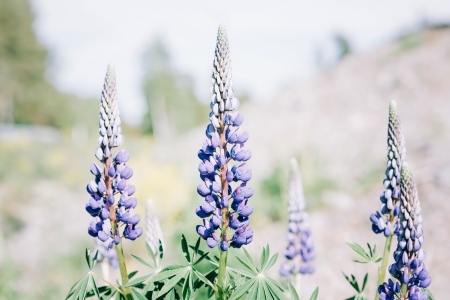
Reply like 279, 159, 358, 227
108, 164, 116, 177
220, 241, 229, 251
197, 183, 211, 196
114, 150, 130, 163
128, 214, 141, 225
123, 197, 137, 209
86, 180, 98, 194
120, 166, 133, 179
206, 237, 218, 248
116, 179, 127, 191
90, 163, 102, 176
98, 231, 110, 242
125, 184, 135, 196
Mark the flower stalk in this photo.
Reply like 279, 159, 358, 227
84, 65, 142, 299
195, 26, 254, 299
370, 101, 406, 296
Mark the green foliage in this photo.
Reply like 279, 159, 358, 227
66, 249, 101, 300
141, 38, 208, 137
342, 272, 369, 300
0, 0, 98, 128
346, 242, 382, 264
227, 245, 287, 300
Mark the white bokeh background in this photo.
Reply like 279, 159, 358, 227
31, 0, 450, 124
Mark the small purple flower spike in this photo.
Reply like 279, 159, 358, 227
279, 158, 315, 278
378, 163, 431, 300
85, 65, 142, 244
195, 26, 254, 250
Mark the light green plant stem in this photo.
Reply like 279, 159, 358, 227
115, 237, 133, 300
375, 221, 394, 300
401, 283, 407, 297
216, 249, 228, 300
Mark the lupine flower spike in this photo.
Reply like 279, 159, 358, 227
370, 100, 406, 237
195, 25, 254, 250
85, 64, 142, 246
378, 163, 431, 300
280, 158, 315, 278
371, 101, 407, 289
145, 199, 165, 255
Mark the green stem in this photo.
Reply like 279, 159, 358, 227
375, 226, 393, 300
113, 221, 133, 300
401, 283, 407, 297
216, 249, 228, 300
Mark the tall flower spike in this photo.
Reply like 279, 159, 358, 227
370, 100, 406, 237
378, 163, 431, 300
195, 25, 254, 250
145, 199, 165, 255
85, 65, 142, 246
280, 158, 315, 277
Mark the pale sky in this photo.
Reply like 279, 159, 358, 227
31, 0, 450, 125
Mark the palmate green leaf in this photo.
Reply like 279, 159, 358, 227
242, 248, 258, 271
89, 274, 100, 299
288, 282, 300, 300
150, 265, 186, 282
361, 273, 368, 292
247, 282, 258, 299
145, 242, 158, 266
309, 287, 319, 300
260, 245, 269, 271
130, 287, 147, 300
181, 234, 191, 263
235, 256, 259, 275
193, 251, 210, 266
157, 268, 189, 296
262, 253, 278, 273
125, 274, 152, 288
75, 274, 90, 300
85, 249, 92, 270
131, 254, 154, 269
229, 278, 256, 300
346, 243, 370, 261
264, 277, 286, 300
159, 239, 164, 260
192, 237, 201, 262
182, 272, 192, 300
193, 270, 215, 289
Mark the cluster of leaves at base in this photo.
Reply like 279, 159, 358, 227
67, 237, 318, 299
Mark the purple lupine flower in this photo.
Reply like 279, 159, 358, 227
195, 26, 254, 250
279, 159, 315, 277
85, 65, 142, 246
370, 100, 406, 237
379, 163, 431, 300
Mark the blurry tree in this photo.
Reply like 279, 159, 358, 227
141, 38, 207, 139
334, 33, 352, 61
0, 0, 97, 128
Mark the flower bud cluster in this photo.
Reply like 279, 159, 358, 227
280, 159, 315, 277
370, 101, 406, 237
379, 164, 431, 300
85, 65, 142, 247
196, 26, 254, 251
